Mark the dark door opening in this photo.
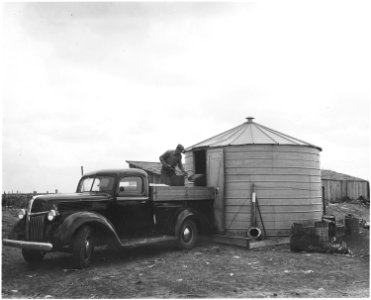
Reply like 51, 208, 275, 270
193, 149, 207, 186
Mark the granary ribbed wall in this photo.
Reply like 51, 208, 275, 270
223, 144, 321, 236
185, 117, 323, 237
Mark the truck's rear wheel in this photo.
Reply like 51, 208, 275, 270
177, 219, 198, 250
22, 249, 45, 264
73, 225, 95, 268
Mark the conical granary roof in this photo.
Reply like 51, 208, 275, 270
187, 117, 322, 151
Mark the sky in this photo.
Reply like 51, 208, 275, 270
1, 1, 370, 193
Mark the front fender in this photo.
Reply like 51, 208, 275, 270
8, 219, 26, 240
54, 211, 120, 245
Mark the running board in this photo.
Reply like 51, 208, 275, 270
119, 235, 177, 248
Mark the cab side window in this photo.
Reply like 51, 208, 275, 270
118, 176, 143, 196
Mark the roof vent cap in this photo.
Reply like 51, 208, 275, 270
246, 117, 255, 123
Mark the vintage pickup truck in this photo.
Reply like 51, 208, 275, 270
3, 168, 215, 268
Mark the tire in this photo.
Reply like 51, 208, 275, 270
22, 249, 45, 264
177, 219, 198, 250
72, 226, 95, 268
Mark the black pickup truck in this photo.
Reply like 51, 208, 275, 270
3, 168, 215, 268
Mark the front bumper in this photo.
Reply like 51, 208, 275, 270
2, 238, 53, 251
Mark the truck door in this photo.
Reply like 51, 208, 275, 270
115, 176, 153, 237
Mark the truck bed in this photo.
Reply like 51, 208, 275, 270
150, 186, 215, 202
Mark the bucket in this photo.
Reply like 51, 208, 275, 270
247, 227, 262, 240
314, 222, 329, 243
345, 214, 360, 236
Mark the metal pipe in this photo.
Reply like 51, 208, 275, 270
256, 196, 267, 237
252, 188, 256, 227
247, 184, 262, 240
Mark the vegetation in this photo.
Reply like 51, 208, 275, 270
2, 193, 33, 208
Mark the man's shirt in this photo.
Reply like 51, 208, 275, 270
159, 150, 185, 172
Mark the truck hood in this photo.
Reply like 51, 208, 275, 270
30, 193, 112, 213
33, 192, 112, 203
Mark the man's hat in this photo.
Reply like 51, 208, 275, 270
176, 144, 185, 153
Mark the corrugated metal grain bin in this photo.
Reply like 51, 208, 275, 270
185, 117, 323, 237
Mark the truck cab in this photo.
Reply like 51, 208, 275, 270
3, 168, 215, 268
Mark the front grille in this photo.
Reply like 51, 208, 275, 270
29, 215, 45, 241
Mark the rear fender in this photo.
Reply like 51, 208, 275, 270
54, 211, 120, 245
174, 209, 213, 236
174, 209, 197, 236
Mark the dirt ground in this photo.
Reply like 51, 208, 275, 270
2, 203, 369, 298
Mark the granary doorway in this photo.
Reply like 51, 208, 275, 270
206, 148, 225, 233
193, 149, 207, 185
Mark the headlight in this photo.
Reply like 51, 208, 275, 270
47, 209, 59, 221
18, 209, 27, 220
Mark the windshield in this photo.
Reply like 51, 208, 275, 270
77, 176, 115, 193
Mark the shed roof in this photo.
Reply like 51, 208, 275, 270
126, 160, 183, 175
321, 169, 368, 182
186, 117, 322, 151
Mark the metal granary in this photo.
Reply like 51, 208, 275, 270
184, 117, 323, 237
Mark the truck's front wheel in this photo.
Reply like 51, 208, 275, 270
22, 249, 45, 264
177, 219, 198, 250
72, 225, 95, 268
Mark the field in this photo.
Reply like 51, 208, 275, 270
1, 201, 369, 298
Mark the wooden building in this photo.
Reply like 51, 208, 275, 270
126, 161, 163, 184
184, 117, 323, 237
321, 169, 369, 203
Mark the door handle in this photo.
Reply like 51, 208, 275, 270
140, 200, 147, 204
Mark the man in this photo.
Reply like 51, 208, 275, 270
159, 144, 188, 185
